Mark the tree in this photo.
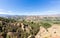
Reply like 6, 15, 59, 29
41, 22, 52, 30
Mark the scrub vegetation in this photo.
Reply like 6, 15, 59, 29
0, 16, 60, 38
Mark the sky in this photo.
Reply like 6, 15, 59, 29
0, 0, 60, 15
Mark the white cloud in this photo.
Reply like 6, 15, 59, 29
0, 12, 8, 14
0, 10, 15, 15
8, 11, 12, 12
0, 12, 14, 15
41, 10, 60, 15
0, 9, 4, 11
17, 11, 60, 15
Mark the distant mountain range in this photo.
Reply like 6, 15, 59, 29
0, 14, 60, 22
0, 14, 60, 20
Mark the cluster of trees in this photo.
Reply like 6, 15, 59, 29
40, 22, 52, 31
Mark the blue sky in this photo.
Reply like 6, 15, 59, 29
0, 0, 60, 15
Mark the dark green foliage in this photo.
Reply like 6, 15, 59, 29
29, 22, 40, 35
41, 22, 52, 29
0, 17, 16, 23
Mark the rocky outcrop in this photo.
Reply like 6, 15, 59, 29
35, 24, 60, 38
